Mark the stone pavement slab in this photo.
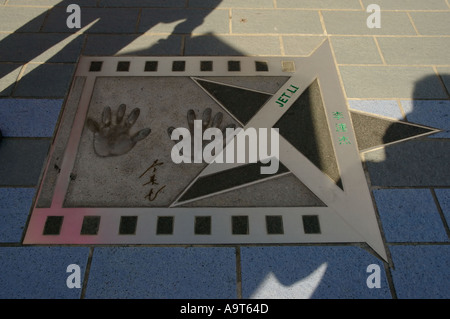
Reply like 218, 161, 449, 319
282, 36, 325, 56
0, 63, 22, 96
401, 100, 450, 138
277, 0, 362, 9
373, 189, 448, 243
84, 247, 237, 299
240, 246, 391, 299
331, 36, 383, 64
389, 245, 450, 299
0, 99, 62, 137
377, 37, 450, 65
0, 188, 35, 242
0, 247, 89, 299
409, 12, 450, 35
348, 100, 404, 120
232, 9, 323, 34
99, 0, 186, 7
190, 0, 274, 8
0, 138, 50, 186
435, 189, 450, 226
0, 6, 48, 32
361, 0, 449, 10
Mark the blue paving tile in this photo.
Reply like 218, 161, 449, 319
240, 246, 391, 299
389, 245, 450, 299
0, 99, 62, 137
348, 100, 404, 120
0, 188, 35, 242
0, 247, 89, 298
435, 189, 450, 226
85, 247, 236, 299
373, 189, 448, 242
401, 100, 450, 138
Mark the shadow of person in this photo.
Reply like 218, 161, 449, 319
0, 0, 223, 97
364, 74, 450, 188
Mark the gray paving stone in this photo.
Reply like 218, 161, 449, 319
0, 33, 84, 63
139, 8, 229, 34
282, 36, 325, 56
331, 36, 383, 64
409, 12, 450, 35
0, 99, 62, 137
0, 247, 89, 298
373, 189, 448, 242
0, 63, 22, 96
322, 11, 416, 35
85, 247, 236, 298
13, 63, 75, 98
0, 6, 48, 32
42, 7, 139, 33
185, 35, 281, 56
361, 0, 449, 10
364, 139, 450, 187
389, 245, 450, 299
240, 246, 391, 299
190, 0, 274, 8
83, 34, 183, 56
0, 138, 51, 186
232, 9, 323, 34
339, 66, 447, 98
99, 0, 186, 7
348, 100, 404, 120
377, 37, 450, 65
0, 188, 35, 242
277, 0, 362, 9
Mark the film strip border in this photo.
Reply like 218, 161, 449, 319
75, 56, 298, 77
24, 207, 364, 245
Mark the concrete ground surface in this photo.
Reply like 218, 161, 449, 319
0, 0, 449, 299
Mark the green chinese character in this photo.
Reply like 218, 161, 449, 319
338, 136, 351, 145
332, 112, 344, 120
335, 123, 347, 132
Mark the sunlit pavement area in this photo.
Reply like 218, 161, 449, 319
0, 0, 449, 299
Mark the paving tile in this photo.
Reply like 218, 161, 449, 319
13, 63, 75, 98
189, 0, 274, 8
42, 7, 139, 33
435, 189, 450, 226
365, 139, 450, 187
98, 0, 186, 7
409, 12, 450, 35
185, 35, 281, 56
84, 34, 183, 56
348, 100, 404, 120
331, 36, 383, 64
0, 63, 22, 96
0, 247, 89, 298
0, 99, 62, 137
277, 0, 362, 9
401, 100, 450, 138
0, 138, 50, 186
373, 189, 448, 242
377, 37, 450, 65
139, 8, 229, 34
322, 11, 416, 35
85, 247, 236, 298
232, 9, 323, 35
240, 246, 391, 299
389, 245, 450, 299
436, 67, 450, 94
339, 66, 447, 99
361, 0, 449, 10
0, 33, 84, 63
282, 36, 325, 56
0, 6, 48, 32
0, 188, 35, 242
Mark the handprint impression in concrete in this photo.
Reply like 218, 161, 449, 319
86, 104, 151, 157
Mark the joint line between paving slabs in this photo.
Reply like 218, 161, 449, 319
396, 99, 408, 121
318, 10, 328, 36
80, 247, 95, 299
373, 37, 387, 65
433, 66, 450, 99
406, 12, 421, 36
430, 189, 450, 238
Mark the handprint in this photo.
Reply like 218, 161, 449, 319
86, 104, 151, 157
